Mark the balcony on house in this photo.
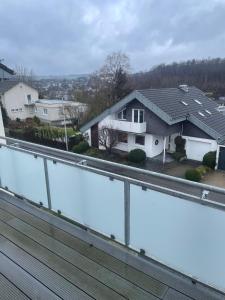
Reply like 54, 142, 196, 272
110, 119, 147, 133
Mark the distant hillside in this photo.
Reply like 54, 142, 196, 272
130, 58, 225, 98
36, 74, 90, 80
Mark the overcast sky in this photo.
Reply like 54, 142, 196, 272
0, 0, 225, 75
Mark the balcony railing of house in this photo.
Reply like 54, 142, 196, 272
0, 136, 225, 295
110, 119, 146, 133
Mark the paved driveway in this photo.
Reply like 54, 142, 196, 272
202, 171, 225, 189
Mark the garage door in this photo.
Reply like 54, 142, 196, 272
186, 139, 212, 161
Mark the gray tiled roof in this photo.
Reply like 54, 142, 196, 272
0, 80, 20, 94
80, 86, 225, 142
137, 87, 225, 141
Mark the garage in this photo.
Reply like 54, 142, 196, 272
184, 137, 217, 161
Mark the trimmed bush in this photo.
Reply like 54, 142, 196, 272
185, 169, 201, 182
72, 141, 89, 154
202, 151, 216, 169
196, 165, 210, 176
172, 151, 186, 161
128, 149, 146, 163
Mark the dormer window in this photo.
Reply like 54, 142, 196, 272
118, 108, 127, 120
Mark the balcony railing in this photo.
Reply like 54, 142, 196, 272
110, 119, 146, 133
1, 136, 225, 293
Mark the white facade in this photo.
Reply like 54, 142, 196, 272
0, 82, 38, 120
85, 114, 173, 159
183, 136, 218, 161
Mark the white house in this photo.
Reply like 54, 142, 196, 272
0, 81, 39, 120
35, 99, 88, 125
80, 85, 225, 169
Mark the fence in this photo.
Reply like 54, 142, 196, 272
0, 138, 225, 294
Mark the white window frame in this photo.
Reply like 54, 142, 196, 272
132, 109, 145, 123
118, 108, 127, 120
43, 108, 48, 115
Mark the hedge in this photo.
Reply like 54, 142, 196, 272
128, 149, 146, 163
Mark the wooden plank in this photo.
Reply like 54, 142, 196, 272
0, 273, 29, 300
0, 235, 92, 300
0, 251, 60, 300
0, 219, 126, 300
7, 217, 157, 300
0, 199, 168, 298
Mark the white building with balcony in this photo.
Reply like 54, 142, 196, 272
81, 86, 225, 163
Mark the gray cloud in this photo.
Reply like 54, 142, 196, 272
0, 0, 225, 75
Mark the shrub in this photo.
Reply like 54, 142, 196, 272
196, 165, 210, 176
172, 151, 186, 161
68, 134, 84, 148
202, 151, 216, 169
33, 116, 41, 126
128, 149, 146, 163
72, 141, 89, 154
185, 169, 201, 182
85, 147, 102, 157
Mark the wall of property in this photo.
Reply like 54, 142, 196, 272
2, 83, 38, 120
0, 106, 5, 144
35, 104, 62, 122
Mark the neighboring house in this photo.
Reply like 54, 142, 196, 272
80, 85, 225, 168
0, 62, 15, 81
35, 99, 88, 126
0, 81, 39, 120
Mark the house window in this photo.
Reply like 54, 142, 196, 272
43, 108, 48, 115
118, 132, 128, 143
132, 109, 144, 123
27, 94, 31, 103
118, 108, 127, 120
135, 135, 145, 145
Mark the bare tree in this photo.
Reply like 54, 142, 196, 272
98, 125, 118, 154
14, 65, 35, 84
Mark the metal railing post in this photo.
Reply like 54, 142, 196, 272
43, 158, 52, 210
124, 180, 130, 246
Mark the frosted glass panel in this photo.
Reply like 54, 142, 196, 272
47, 161, 125, 243
0, 147, 48, 206
130, 184, 225, 291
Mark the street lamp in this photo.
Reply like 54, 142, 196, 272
62, 97, 68, 151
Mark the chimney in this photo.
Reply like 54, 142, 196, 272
179, 84, 189, 92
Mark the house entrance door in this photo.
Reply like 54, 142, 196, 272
91, 123, 99, 148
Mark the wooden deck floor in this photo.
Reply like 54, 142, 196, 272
0, 190, 224, 300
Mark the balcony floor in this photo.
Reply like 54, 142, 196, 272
0, 190, 224, 300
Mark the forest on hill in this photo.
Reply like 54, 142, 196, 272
130, 58, 225, 98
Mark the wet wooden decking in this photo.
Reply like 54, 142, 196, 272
0, 190, 223, 300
